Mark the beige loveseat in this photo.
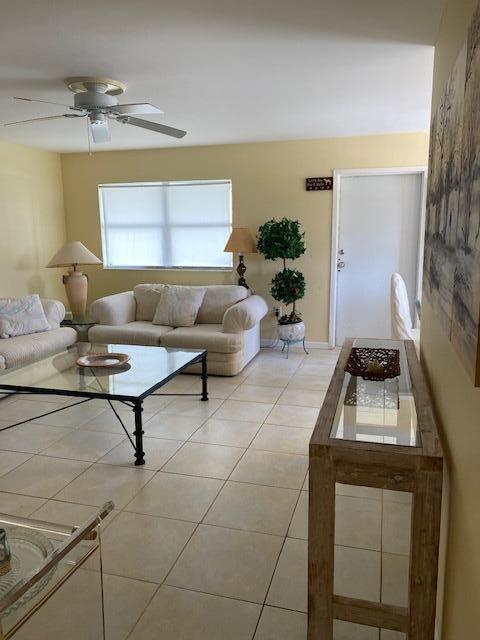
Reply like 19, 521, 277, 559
88, 285, 268, 376
0, 299, 77, 369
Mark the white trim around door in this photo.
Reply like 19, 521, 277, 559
328, 166, 428, 348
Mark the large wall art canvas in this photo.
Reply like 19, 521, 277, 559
424, 1, 480, 385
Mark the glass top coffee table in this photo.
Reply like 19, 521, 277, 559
0, 343, 208, 466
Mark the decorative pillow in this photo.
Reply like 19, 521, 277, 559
0, 295, 50, 339
133, 284, 165, 321
153, 286, 207, 328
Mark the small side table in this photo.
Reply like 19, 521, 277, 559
0, 502, 113, 639
61, 316, 95, 341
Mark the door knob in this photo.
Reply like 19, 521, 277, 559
337, 259, 345, 272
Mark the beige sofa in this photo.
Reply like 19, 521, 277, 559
88, 284, 269, 376
0, 299, 77, 369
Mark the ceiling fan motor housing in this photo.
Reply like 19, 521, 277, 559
74, 91, 118, 110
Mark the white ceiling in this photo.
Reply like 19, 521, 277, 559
0, 0, 444, 153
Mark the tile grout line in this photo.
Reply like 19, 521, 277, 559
250, 469, 309, 639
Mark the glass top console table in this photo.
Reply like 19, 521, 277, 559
308, 338, 443, 640
0, 502, 113, 639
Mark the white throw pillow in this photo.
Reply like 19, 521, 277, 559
0, 294, 50, 339
153, 286, 207, 328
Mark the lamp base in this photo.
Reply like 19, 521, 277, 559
236, 255, 249, 289
63, 271, 88, 320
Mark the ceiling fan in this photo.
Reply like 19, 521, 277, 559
4, 76, 187, 144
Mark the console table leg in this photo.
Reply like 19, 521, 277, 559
308, 449, 335, 640
133, 402, 145, 466
201, 355, 208, 402
408, 469, 443, 639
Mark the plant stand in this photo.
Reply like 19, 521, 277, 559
280, 337, 309, 358
277, 320, 308, 358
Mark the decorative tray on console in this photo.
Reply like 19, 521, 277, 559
344, 347, 400, 381
0, 527, 56, 615
77, 353, 130, 368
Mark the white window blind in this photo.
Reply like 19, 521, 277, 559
98, 180, 232, 269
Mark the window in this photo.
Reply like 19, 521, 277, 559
98, 180, 232, 269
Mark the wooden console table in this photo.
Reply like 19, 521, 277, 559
308, 338, 443, 639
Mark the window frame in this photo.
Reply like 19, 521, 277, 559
98, 179, 233, 271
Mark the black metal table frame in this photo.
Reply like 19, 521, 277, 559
0, 351, 208, 466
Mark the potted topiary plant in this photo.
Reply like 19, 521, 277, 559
257, 218, 307, 344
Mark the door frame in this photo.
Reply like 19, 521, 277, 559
328, 166, 428, 348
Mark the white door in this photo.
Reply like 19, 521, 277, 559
334, 172, 423, 345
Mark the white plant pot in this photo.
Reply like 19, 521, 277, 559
278, 321, 305, 342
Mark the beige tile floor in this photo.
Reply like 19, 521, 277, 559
0, 347, 410, 640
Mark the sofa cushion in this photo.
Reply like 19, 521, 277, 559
134, 284, 166, 321
153, 286, 206, 328
88, 321, 173, 346
160, 324, 244, 353
0, 294, 50, 339
196, 286, 249, 324
0, 327, 77, 370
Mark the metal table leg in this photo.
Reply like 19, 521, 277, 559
201, 354, 208, 402
133, 401, 145, 466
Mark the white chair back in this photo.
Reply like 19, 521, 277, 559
390, 273, 414, 340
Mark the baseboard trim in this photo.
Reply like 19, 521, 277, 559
260, 339, 330, 349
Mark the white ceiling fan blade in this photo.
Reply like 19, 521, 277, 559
111, 103, 164, 115
90, 118, 110, 143
117, 115, 186, 139
4, 114, 83, 126
14, 96, 73, 108
14, 96, 84, 113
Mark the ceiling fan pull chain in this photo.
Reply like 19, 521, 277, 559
86, 116, 92, 157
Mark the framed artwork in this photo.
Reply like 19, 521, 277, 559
424, 1, 480, 385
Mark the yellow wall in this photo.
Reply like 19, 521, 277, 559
61, 133, 428, 341
421, 0, 480, 638
0, 140, 66, 302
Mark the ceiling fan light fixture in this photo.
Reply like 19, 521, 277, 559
89, 112, 107, 125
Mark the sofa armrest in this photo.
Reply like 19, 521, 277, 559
90, 292, 136, 326
222, 295, 268, 333
40, 299, 66, 329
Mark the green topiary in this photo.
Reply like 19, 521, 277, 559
256, 218, 305, 264
257, 218, 306, 323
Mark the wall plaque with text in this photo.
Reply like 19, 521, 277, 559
306, 177, 333, 191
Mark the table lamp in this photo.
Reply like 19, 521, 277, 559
47, 241, 102, 320
224, 228, 257, 289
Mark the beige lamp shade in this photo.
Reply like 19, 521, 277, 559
47, 241, 102, 268
224, 228, 257, 254
46, 241, 101, 320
